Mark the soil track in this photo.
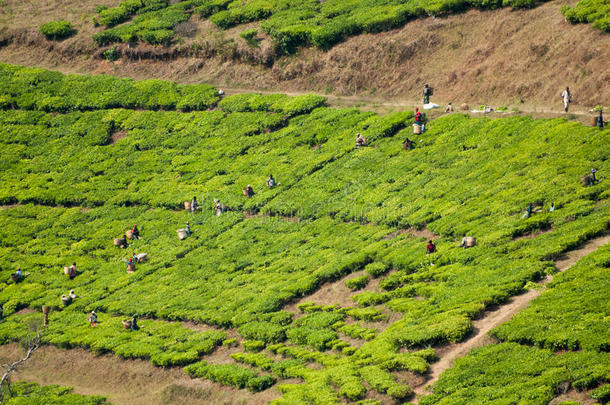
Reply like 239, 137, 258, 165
413, 232, 610, 399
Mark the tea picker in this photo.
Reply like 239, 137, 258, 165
460, 234, 476, 249
88, 311, 98, 327
64, 262, 77, 279
581, 169, 597, 186
243, 185, 255, 198
522, 203, 532, 219
177, 221, 191, 240
266, 174, 277, 188
130, 224, 140, 239
423, 83, 433, 104
561, 87, 572, 113
355, 133, 367, 148
122, 315, 139, 331
426, 240, 436, 254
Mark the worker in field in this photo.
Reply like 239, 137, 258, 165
185, 221, 191, 236
214, 199, 224, 216
131, 224, 140, 239
423, 83, 433, 104
88, 311, 98, 327
14, 267, 23, 281
414, 108, 423, 126
426, 240, 436, 254
402, 137, 414, 150
561, 87, 572, 113
549, 202, 555, 212
118, 234, 128, 249
597, 109, 605, 129
266, 174, 276, 188
355, 133, 367, 148
243, 185, 255, 198
130, 315, 139, 331
126, 257, 135, 271
68, 262, 77, 279
522, 203, 532, 219
191, 196, 198, 212
445, 102, 453, 113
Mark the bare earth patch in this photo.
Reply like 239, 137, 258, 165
385, 228, 439, 240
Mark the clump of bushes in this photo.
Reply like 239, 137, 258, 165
345, 274, 370, 290
39, 21, 75, 40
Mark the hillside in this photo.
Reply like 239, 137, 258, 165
0, 65, 608, 404
0, 0, 609, 109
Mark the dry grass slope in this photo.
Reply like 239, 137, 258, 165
0, 0, 608, 109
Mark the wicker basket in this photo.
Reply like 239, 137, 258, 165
127, 263, 136, 273
113, 238, 122, 246
590, 116, 598, 127
413, 124, 421, 135
184, 201, 191, 210
125, 230, 134, 239
465, 236, 476, 247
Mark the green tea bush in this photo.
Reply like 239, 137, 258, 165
364, 262, 388, 278
420, 343, 610, 404
591, 384, 610, 402
562, 0, 610, 32
491, 243, 610, 352
39, 21, 75, 40
345, 274, 369, 290
185, 360, 274, 391
4, 381, 108, 404
242, 339, 266, 352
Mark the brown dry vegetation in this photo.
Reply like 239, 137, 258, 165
0, 0, 608, 111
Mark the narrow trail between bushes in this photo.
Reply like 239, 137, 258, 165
412, 232, 610, 400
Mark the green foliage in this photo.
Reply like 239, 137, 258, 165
492, 243, 610, 352
103, 46, 120, 61
345, 274, 369, 290
39, 21, 75, 40
242, 339, 266, 352
185, 360, 275, 391
0, 311, 225, 367
364, 262, 389, 278
1, 65, 609, 403
562, 0, 610, 32
420, 343, 610, 404
3, 381, 108, 404
591, 384, 610, 402
239, 28, 259, 47
0, 64, 219, 112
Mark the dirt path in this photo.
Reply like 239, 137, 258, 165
413, 232, 610, 399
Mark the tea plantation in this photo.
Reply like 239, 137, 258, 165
0, 64, 609, 403
90, 0, 608, 50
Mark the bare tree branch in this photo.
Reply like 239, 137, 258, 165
0, 329, 42, 401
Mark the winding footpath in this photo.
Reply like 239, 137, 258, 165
413, 233, 610, 399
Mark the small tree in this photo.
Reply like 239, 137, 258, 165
0, 319, 43, 401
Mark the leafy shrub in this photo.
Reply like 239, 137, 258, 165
243, 339, 266, 352
103, 46, 120, 61
238, 321, 286, 343
591, 384, 610, 402
365, 262, 388, 278
345, 274, 369, 290
39, 21, 75, 40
